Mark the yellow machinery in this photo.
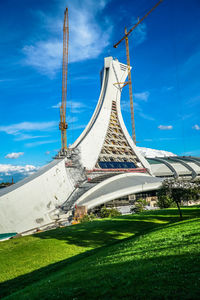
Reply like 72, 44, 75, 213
113, 0, 163, 144
59, 8, 69, 152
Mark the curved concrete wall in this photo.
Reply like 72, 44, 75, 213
76, 173, 162, 209
0, 159, 75, 234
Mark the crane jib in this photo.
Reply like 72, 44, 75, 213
113, 0, 163, 48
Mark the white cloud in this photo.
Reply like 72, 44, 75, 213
5, 152, 24, 159
14, 134, 49, 141
182, 149, 200, 156
66, 116, 78, 124
0, 79, 10, 82
121, 100, 154, 120
22, 0, 112, 75
0, 122, 57, 143
143, 138, 153, 142
52, 101, 85, 113
134, 91, 150, 101
192, 124, 200, 130
25, 140, 58, 148
139, 112, 154, 121
159, 137, 177, 141
129, 18, 147, 46
121, 100, 139, 113
162, 86, 174, 92
121, 90, 151, 119
69, 124, 86, 130
182, 50, 200, 76
0, 164, 38, 176
0, 121, 57, 136
68, 101, 86, 112
72, 75, 96, 81
158, 125, 173, 130
23, 41, 62, 76
187, 95, 200, 107
52, 102, 61, 109
180, 114, 193, 121
142, 137, 177, 142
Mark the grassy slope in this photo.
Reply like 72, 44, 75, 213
0, 207, 200, 299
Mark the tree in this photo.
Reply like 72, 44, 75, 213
157, 188, 175, 208
159, 179, 200, 219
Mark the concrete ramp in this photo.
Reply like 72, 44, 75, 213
76, 173, 162, 209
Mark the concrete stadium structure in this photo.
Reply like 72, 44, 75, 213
147, 157, 200, 180
0, 57, 200, 236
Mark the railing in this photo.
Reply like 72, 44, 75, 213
86, 168, 147, 173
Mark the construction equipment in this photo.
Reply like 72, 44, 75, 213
113, 0, 163, 144
59, 7, 69, 152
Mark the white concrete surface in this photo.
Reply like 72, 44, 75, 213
0, 159, 75, 233
76, 173, 162, 209
71, 57, 151, 171
149, 158, 200, 180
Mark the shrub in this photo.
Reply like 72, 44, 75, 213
100, 207, 121, 218
79, 213, 96, 223
131, 198, 147, 213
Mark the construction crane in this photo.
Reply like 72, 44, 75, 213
59, 7, 69, 153
113, 0, 163, 144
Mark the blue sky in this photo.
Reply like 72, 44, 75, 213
0, 0, 200, 182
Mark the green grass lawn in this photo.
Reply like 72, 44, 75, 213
0, 207, 200, 299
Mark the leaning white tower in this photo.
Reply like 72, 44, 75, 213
72, 57, 150, 172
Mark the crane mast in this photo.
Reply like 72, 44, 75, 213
59, 7, 69, 153
113, 0, 163, 144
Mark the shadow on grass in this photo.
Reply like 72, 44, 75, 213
31, 253, 199, 300
0, 220, 168, 298
1, 224, 200, 299
34, 219, 163, 248
34, 207, 199, 248
1, 207, 199, 298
